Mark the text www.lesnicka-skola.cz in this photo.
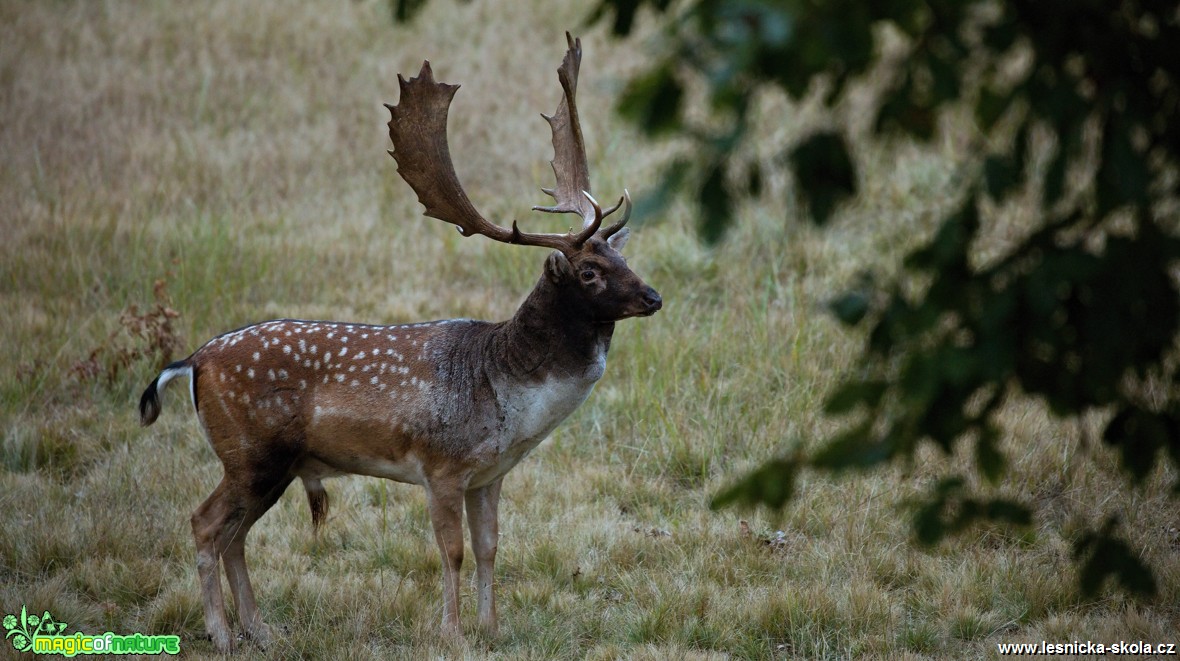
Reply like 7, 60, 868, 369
997, 640, 1176, 655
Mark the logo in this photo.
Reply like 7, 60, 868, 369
4, 606, 180, 656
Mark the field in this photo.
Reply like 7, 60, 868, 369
2, 1, 1178, 658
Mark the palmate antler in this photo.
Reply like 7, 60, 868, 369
533, 33, 629, 239
385, 33, 629, 254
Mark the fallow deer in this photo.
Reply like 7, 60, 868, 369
138, 34, 660, 651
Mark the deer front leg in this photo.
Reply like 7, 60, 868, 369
465, 479, 502, 635
425, 479, 466, 639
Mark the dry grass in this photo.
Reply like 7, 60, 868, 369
2, 1, 1178, 658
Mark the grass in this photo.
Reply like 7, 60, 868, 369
2, 0, 1178, 658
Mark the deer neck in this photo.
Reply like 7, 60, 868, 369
494, 275, 614, 383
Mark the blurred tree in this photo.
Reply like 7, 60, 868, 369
593, 0, 1178, 598
396, 0, 1180, 596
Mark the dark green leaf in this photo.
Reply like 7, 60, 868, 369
711, 458, 798, 510
618, 64, 683, 137
810, 421, 893, 470
984, 154, 1019, 200
975, 425, 1005, 484
1075, 522, 1157, 598
824, 379, 887, 414
390, 0, 432, 22
984, 126, 1027, 201
1095, 115, 1149, 215
975, 86, 1010, 131
1102, 406, 1179, 481
828, 291, 870, 326
1042, 148, 1067, 208
698, 161, 731, 244
788, 131, 857, 225
904, 194, 978, 271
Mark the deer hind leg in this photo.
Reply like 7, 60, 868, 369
465, 478, 502, 635
191, 478, 237, 653
192, 469, 292, 652
221, 471, 293, 647
425, 478, 467, 640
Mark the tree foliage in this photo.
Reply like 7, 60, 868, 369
591, 0, 1179, 597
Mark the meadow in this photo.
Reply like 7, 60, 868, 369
2, 1, 1177, 658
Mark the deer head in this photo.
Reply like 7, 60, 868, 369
385, 33, 661, 324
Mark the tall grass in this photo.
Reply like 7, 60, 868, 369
2, 1, 1177, 658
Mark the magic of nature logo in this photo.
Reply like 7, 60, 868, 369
4, 606, 180, 656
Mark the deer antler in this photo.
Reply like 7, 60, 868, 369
533, 32, 629, 242
386, 35, 629, 252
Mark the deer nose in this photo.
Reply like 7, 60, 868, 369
642, 287, 662, 313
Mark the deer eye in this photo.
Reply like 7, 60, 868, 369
580, 269, 596, 282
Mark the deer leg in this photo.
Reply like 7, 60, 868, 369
191, 478, 236, 653
221, 473, 293, 647
425, 479, 466, 639
465, 479, 502, 635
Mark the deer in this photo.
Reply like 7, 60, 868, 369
137, 33, 660, 652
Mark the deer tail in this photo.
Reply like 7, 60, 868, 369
139, 360, 195, 426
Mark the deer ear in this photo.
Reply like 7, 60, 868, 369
545, 251, 573, 283
606, 227, 631, 252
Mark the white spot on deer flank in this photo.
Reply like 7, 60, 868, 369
267, 369, 276, 381
355, 351, 366, 359
335, 374, 345, 383
300, 380, 307, 390
235, 365, 242, 373
370, 376, 379, 385
247, 368, 255, 379
327, 332, 335, 339
310, 345, 318, 354
324, 352, 332, 362
350, 379, 359, 387
252, 352, 260, 361
278, 369, 288, 379
339, 347, 348, 356
283, 345, 291, 354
